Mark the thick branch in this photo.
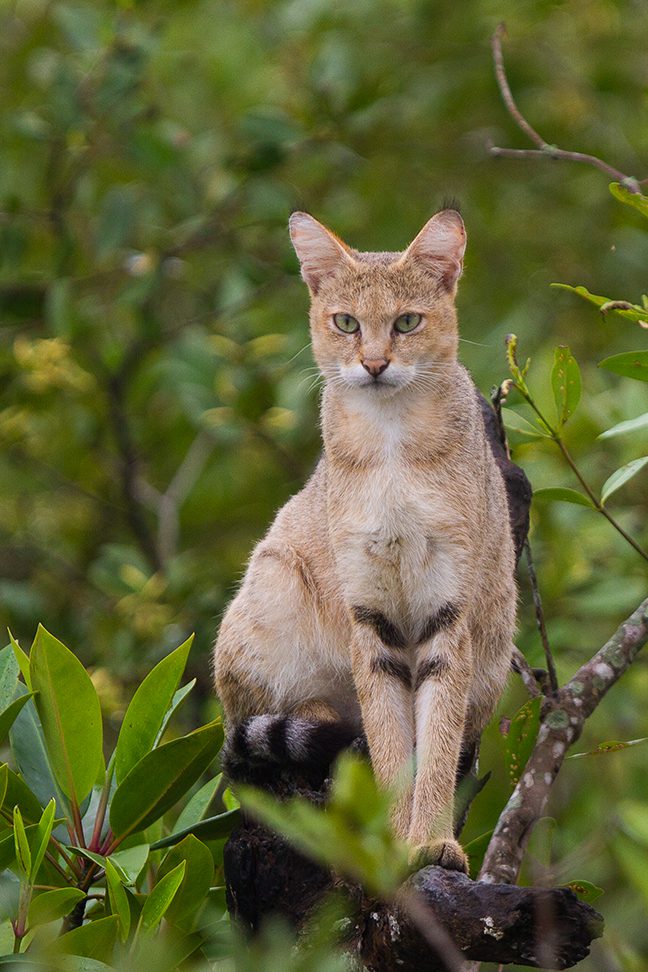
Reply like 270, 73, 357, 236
480, 596, 648, 885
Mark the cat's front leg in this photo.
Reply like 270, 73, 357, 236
349, 606, 415, 838
409, 607, 473, 872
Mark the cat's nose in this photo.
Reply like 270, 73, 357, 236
362, 358, 389, 377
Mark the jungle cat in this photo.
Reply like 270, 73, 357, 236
213, 209, 517, 871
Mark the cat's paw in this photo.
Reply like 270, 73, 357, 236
409, 837, 468, 873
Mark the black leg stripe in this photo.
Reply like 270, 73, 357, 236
414, 656, 449, 690
371, 654, 411, 689
416, 602, 460, 645
352, 605, 407, 650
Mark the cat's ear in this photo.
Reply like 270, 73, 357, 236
289, 212, 356, 295
400, 210, 466, 291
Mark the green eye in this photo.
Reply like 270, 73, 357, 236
333, 313, 360, 334
394, 313, 422, 334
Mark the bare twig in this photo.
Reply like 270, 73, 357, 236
490, 23, 645, 193
523, 539, 559, 694
511, 646, 542, 698
480, 596, 648, 885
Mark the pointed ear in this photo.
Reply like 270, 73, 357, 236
400, 210, 466, 291
289, 212, 356, 295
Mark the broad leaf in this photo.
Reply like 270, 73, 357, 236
568, 737, 648, 759
110, 844, 150, 885
57, 915, 119, 961
151, 809, 240, 850
173, 775, 222, 833
110, 720, 223, 840
609, 182, 648, 219
553, 283, 648, 324
140, 861, 186, 932
601, 456, 648, 504
10, 686, 75, 819
504, 697, 541, 787
463, 829, 493, 879
0, 695, 34, 746
8, 632, 31, 692
501, 408, 548, 439
105, 860, 131, 941
13, 806, 31, 878
0, 645, 19, 711
115, 636, 193, 784
598, 412, 648, 439
159, 835, 213, 927
28, 887, 85, 928
30, 626, 103, 804
563, 879, 604, 903
551, 346, 581, 427
0, 766, 7, 809
599, 350, 648, 382
2, 767, 44, 823
533, 486, 595, 508
31, 799, 56, 881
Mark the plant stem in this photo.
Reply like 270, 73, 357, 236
90, 758, 114, 852
523, 540, 559, 693
517, 386, 648, 563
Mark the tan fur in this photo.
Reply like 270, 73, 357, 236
213, 210, 517, 869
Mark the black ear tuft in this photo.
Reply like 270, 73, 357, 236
440, 196, 462, 214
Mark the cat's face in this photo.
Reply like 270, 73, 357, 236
290, 211, 466, 398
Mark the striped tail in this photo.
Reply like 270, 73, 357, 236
222, 715, 360, 786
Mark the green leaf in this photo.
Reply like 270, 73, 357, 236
551, 346, 581, 428
139, 861, 186, 932
599, 350, 648, 382
105, 860, 131, 941
13, 806, 31, 879
0, 694, 33, 746
110, 844, 150, 885
533, 487, 595, 509
609, 182, 648, 219
601, 456, 648, 504
173, 775, 222, 833
0, 766, 7, 809
2, 767, 44, 823
552, 283, 648, 323
115, 636, 193, 785
28, 887, 85, 928
598, 412, 648, 440
66, 847, 107, 871
10, 688, 72, 817
0, 645, 20, 711
110, 720, 223, 840
463, 829, 493, 878
158, 835, 213, 927
8, 632, 31, 692
150, 808, 240, 850
239, 754, 410, 897
563, 879, 604, 903
57, 915, 119, 961
501, 408, 548, 439
30, 626, 103, 805
504, 697, 542, 787
568, 737, 648, 759
31, 799, 56, 881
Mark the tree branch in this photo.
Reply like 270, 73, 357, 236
479, 596, 648, 885
490, 23, 645, 192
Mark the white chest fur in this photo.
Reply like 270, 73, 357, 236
328, 426, 466, 637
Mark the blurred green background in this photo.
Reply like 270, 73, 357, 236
1, 0, 647, 968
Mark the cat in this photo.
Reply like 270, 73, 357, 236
213, 208, 517, 871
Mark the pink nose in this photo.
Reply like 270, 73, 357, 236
362, 358, 389, 377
